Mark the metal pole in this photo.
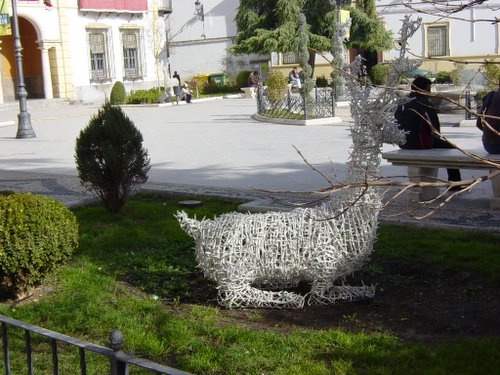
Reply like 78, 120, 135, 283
11, 0, 35, 138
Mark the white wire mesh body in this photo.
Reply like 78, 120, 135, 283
176, 191, 380, 309
176, 18, 419, 309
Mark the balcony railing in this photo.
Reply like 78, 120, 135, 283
78, 0, 148, 12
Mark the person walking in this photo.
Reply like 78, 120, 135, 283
173, 71, 181, 86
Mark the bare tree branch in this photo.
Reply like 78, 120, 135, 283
397, 0, 498, 24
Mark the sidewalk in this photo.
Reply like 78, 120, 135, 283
0, 98, 498, 232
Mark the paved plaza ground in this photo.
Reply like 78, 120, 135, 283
0, 97, 498, 231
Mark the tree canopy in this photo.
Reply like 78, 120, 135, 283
230, 0, 392, 56
346, 7, 392, 52
230, 0, 334, 55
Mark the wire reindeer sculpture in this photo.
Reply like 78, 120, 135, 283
176, 17, 420, 309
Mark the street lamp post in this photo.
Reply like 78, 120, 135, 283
11, 0, 35, 138
194, 0, 205, 38
194, 0, 204, 22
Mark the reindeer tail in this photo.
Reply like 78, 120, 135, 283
175, 210, 202, 238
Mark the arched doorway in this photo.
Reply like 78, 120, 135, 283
1, 16, 43, 101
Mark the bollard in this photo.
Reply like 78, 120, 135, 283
109, 329, 129, 375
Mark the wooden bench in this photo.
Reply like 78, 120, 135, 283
241, 87, 256, 98
382, 148, 500, 208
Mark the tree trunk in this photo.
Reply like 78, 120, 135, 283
307, 49, 316, 78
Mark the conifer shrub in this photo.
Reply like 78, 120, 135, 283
75, 102, 151, 213
110, 81, 126, 104
369, 64, 389, 85
0, 193, 78, 299
266, 70, 288, 102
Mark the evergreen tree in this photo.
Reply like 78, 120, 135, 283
346, 0, 392, 68
297, 13, 314, 109
231, 0, 391, 72
231, 0, 334, 76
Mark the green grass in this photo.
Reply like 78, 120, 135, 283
375, 225, 500, 285
1, 193, 499, 374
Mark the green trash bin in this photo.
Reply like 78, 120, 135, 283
208, 73, 227, 86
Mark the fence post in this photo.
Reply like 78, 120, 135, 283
331, 89, 335, 117
465, 89, 472, 120
302, 92, 307, 120
109, 329, 128, 375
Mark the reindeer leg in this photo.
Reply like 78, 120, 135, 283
308, 280, 375, 306
217, 282, 305, 309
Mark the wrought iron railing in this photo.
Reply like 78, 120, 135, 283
0, 315, 190, 375
256, 86, 335, 120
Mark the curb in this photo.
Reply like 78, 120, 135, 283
252, 113, 343, 126
0, 120, 15, 127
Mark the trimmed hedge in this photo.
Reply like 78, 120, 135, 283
315, 76, 329, 87
0, 193, 78, 299
236, 70, 252, 89
369, 64, 389, 85
202, 83, 239, 95
266, 70, 288, 102
126, 88, 163, 104
435, 71, 453, 84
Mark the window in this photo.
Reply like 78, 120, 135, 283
88, 29, 111, 81
282, 52, 299, 65
121, 29, 143, 79
426, 24, 449, 57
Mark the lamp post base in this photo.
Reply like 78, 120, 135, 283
16, 112, 36, 138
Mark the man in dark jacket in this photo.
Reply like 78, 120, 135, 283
476, 81, 500, 154
395, 76, 461, 182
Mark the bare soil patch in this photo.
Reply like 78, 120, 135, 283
177, 256, 500, 343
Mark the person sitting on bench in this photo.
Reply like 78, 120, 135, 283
395, 76, 462, 187
477, 79, 500, 154
247, 71, 260, 88
180, 83, 192, 103
288, 67, 302, 88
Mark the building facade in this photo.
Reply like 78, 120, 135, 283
0, 0, 262, 104
0, 0, 167, 103
5, 0, 496, 105
378, 0, 500, 74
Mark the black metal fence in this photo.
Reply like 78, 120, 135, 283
0, 315, 190, 375
256, 86, 335, 120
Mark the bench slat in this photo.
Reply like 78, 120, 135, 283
382, 149, 500, 170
